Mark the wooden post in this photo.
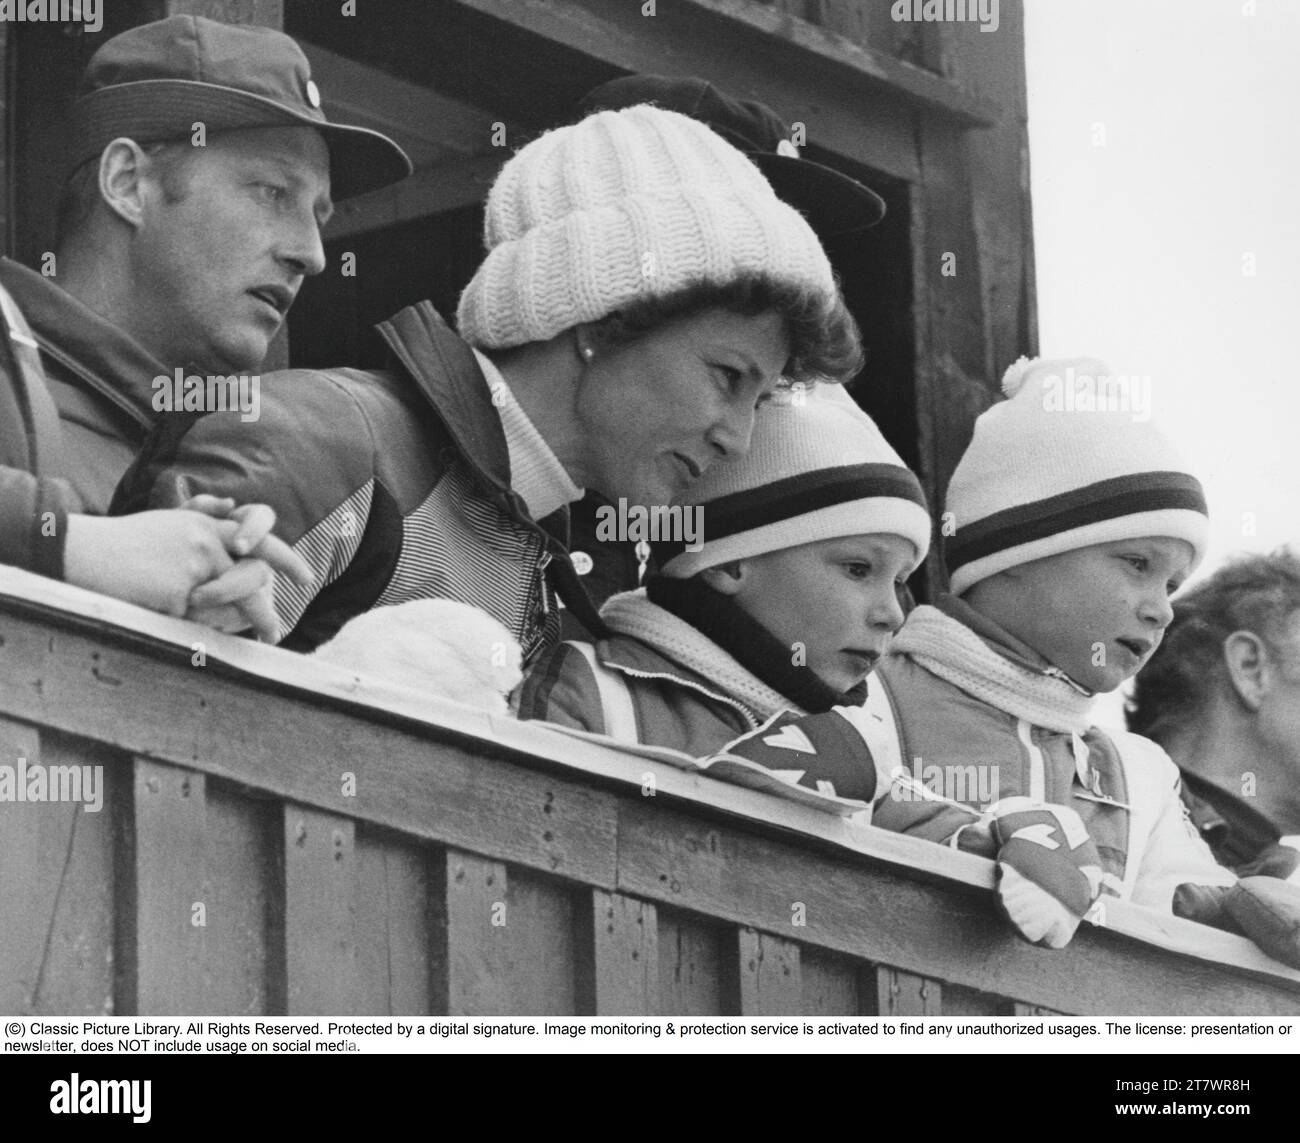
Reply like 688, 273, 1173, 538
579, 889, 659, 1016
871, 966, 943, 1016
283, 806, 359, 1015
428, 849, 513, 1016
123, 759, 208, 1015
734, 928, 803, 1016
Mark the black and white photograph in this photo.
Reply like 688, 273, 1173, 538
0, 0, 1296, 1118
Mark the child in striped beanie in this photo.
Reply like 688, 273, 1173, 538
517, 384, 932, 756
722, 357, 1300, 967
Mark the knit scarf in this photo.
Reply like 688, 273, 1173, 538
644, 575, 867, 714
890, 603, 1097, 735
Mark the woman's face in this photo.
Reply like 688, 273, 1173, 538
573, 308, 790, 506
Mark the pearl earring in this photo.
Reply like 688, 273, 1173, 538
581, 346, 595, 361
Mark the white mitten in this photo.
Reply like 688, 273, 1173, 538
314, 599, 522, 714
988, 797, 1106, 949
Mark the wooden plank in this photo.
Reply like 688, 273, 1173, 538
1011, 1002, 1061, 1017
0, 722, 117, 1016
615, 799, 1300, 1016
658, 909, 727, 1016
429, 849, 512, 1016
940, 983, 1007, 1016
0, 717, 59, 1014
204, 782, 279, 1015
327, 154, 506, 241
441, 0, 924, 182
426, 847, 506, 1019
122, 759, 208, 1016
680, 0, 999, 124
283, 806, 359, 1016
872, 967, 941, 1016
800, 948, 863, 1016
0, 596, 620, 889
735, 929, 803, 1016
355, 827, 431, 1016
502, 868, 578, 1015
579, 890, 659, 1016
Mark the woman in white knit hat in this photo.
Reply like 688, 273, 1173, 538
116, 104, 860, 660
518, 384, 930, 754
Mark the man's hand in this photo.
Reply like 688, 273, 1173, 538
63, 503, 313, 643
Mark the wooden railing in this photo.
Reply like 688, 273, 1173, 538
2, 567, 1298, 1018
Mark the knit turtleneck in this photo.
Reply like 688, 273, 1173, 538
644, 574, 867, 714
890, 595, 1098, 735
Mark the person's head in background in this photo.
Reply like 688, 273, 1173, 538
575, 74, 887, 242
651, 385, 930, 701
1128, 547, 1300, 833
944, 356, 1209, 694
52, 15, 410, 373
457, 104, 862, 509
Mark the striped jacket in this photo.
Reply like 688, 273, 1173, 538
112, 302, 603, 655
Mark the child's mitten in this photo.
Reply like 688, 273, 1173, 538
989, 798, 1105, 949
711, 709, 881, 801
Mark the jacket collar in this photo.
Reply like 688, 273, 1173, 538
0, 257, 166, 430
599, 589, 801, 723
375, 301, 514, 493
374, 301, 610, 640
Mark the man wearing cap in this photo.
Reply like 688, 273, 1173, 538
560, 74, 886, 633
0, 15, 409, 637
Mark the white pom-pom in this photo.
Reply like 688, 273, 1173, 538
1001, 355, 1036, 398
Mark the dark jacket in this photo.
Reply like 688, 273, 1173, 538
1181, 770, 1300, 881
0, 277, 81, 577
0, 257, 166, 516
114, 301, 603, 656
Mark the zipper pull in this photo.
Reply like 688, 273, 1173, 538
635, 540, 651, 584
538, 549, 554, 615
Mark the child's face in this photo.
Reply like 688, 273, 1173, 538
994, 537, 1195, 693
725, 533, 918, 693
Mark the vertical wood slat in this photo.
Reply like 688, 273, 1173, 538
735, 929, 802, 1016
1011, 1002, 1061, 1017
800, 948, 863, 1016
429, 849, 512, 1016
658, 910, 727, 1016
283, 806, 359, 1016
204, 785, 278, 1016
871, 967, 942, 1016
502, 868, 578, 1015
125, 758, 208, 1016
580, 890, 659, 1015
0, 721, 115, 1016
355, 829, 430, 1015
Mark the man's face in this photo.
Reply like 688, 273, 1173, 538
1259, 613, 1300, 784
727, 533, 917, 694
572, 308, 790, 506
991, 537, 1195, 693
129, 125, 332, 372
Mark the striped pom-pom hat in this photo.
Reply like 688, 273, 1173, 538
456, 104, 836, 352
659, 383, 931, 578
944, 356, 1209, 596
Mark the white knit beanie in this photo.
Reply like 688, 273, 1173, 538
660, 384, 931, 578
456, 105, 837, 350
945, 356, 1209, 596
